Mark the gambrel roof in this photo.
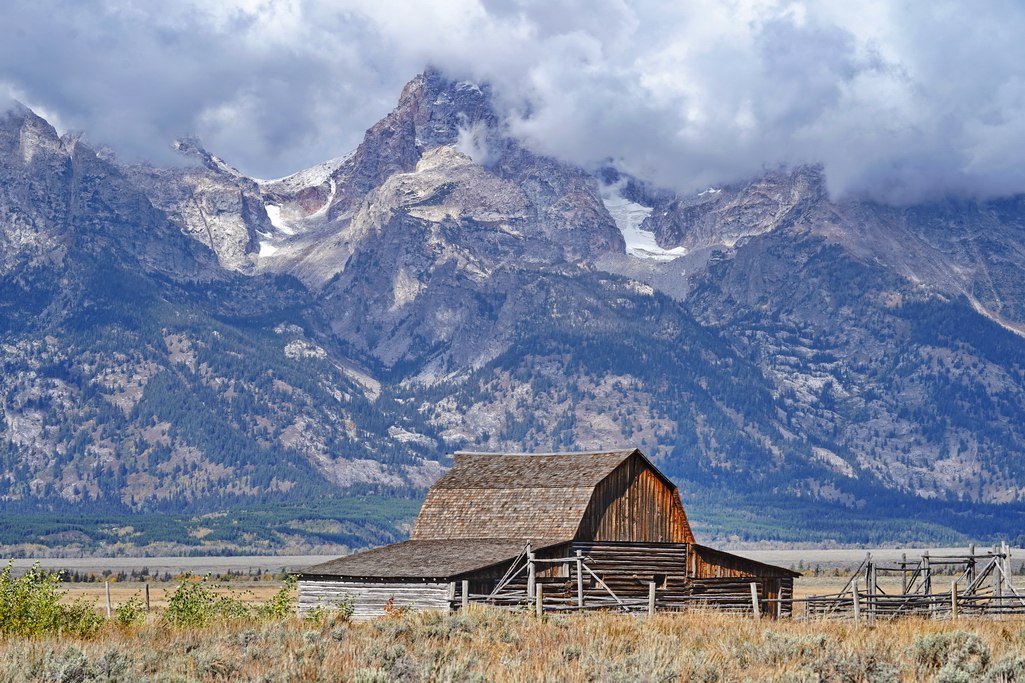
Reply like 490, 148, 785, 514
411, 450, 647, 541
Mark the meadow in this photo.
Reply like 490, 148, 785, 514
3, 605, 1025, 681
3, 560, 1025, 681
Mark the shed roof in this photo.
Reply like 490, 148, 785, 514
298, 538, 555, 581
410, 449, 651, 541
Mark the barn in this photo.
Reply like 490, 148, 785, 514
298, 449, 798, 618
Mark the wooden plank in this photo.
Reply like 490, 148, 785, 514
297, 580, 450, 619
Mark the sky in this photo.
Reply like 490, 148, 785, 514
2, 0, 1025, 203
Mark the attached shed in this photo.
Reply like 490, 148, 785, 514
298, 449, 797, 618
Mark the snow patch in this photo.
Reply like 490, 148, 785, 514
699, 187, 722, 196
255, 151, 352, 190
264, 205, 295, 235
258, 241, 278, 257
601, 184, 688, 261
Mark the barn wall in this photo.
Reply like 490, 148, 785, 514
577, 455, 694, 543
298, 580, 451, 620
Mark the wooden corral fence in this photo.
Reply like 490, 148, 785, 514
800, 542, 1025, 621
434, 543, 1024, 621
444, 542, 778, 618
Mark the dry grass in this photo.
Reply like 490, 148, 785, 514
2, 607, 1025, 682
61, 582, 281, 612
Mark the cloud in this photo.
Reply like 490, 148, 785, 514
2, 0, 1025, 202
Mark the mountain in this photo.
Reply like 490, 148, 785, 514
4, 69, 1025, 554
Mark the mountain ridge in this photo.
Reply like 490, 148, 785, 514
4, 69, 1025, 553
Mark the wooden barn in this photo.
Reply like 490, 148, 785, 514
298, 449, 798, 618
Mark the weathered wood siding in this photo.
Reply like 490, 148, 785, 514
577, 454, 695, 543
298, 580, 450, 620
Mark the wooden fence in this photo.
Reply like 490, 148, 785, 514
443, 543, 1025, 621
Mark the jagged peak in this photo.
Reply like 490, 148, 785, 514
172, 136, 245, 178
0, 100, 56, 135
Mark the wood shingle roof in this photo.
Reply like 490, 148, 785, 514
410, 449, 640, 541
299, 539, 552, 581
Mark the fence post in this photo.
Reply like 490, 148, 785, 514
901, 552, 908, 594
105, 581, 112, 618
145, 583, 151, 612
461, 580, 469, 610
951, 580, 958, 620
750, 582, 760, 619
575, 550, 584, 608
851, 579, 860, 624
535, 582, 544, 617
527, 549, 536, 599
993, 544, 1003, 609
866, 552, 875, 623
648, 581, 656, 616
968, 543, 976, 586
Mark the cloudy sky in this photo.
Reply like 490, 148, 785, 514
2, 0, 1024, 202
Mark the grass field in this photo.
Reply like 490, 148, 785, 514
62, 582, 283, 612
2, 606, 1025, 681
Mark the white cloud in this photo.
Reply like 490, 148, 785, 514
2, 0, 1025, 202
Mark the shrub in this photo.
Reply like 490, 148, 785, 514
0, 561, 104, 637
32, 646, 94, 683
813, 650, 900, 683
114, 594, 146, 628
913, 631, 990, 681
163, 575, 252, 627
303, 595, 354, 625
987, 655, 1025, 683
257, 574, 296, 619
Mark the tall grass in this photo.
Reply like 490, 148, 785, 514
3, 607, 1025, 681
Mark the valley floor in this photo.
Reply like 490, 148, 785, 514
2, 607, 1024, 681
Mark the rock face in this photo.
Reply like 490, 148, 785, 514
5, 69, 1025, 549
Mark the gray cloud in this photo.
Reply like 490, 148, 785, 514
2, 0, 1025, 202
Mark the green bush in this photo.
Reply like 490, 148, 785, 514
163, 575, 252, 627
257, 574, 296, 619
114, 594, 146, 628
0, 561, 104, 637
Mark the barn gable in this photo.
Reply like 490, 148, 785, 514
577, 451, 694, 543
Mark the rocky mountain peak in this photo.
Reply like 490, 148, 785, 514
0, 102, 67, 166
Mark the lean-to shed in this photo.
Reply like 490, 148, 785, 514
298, 449, 798, 618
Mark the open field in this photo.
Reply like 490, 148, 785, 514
3, 607, 1025, 681
5, 555, 332, 577
62, 582, 283, 612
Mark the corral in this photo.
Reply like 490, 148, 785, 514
297, 449, 798, 618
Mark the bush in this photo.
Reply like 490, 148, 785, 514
163, 575, 252, 627
987, 655, 1025, 683
0, 561, 104, 637
114, 594, 146, 628
257, 574, 296, 619
913, 631, 990, 681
